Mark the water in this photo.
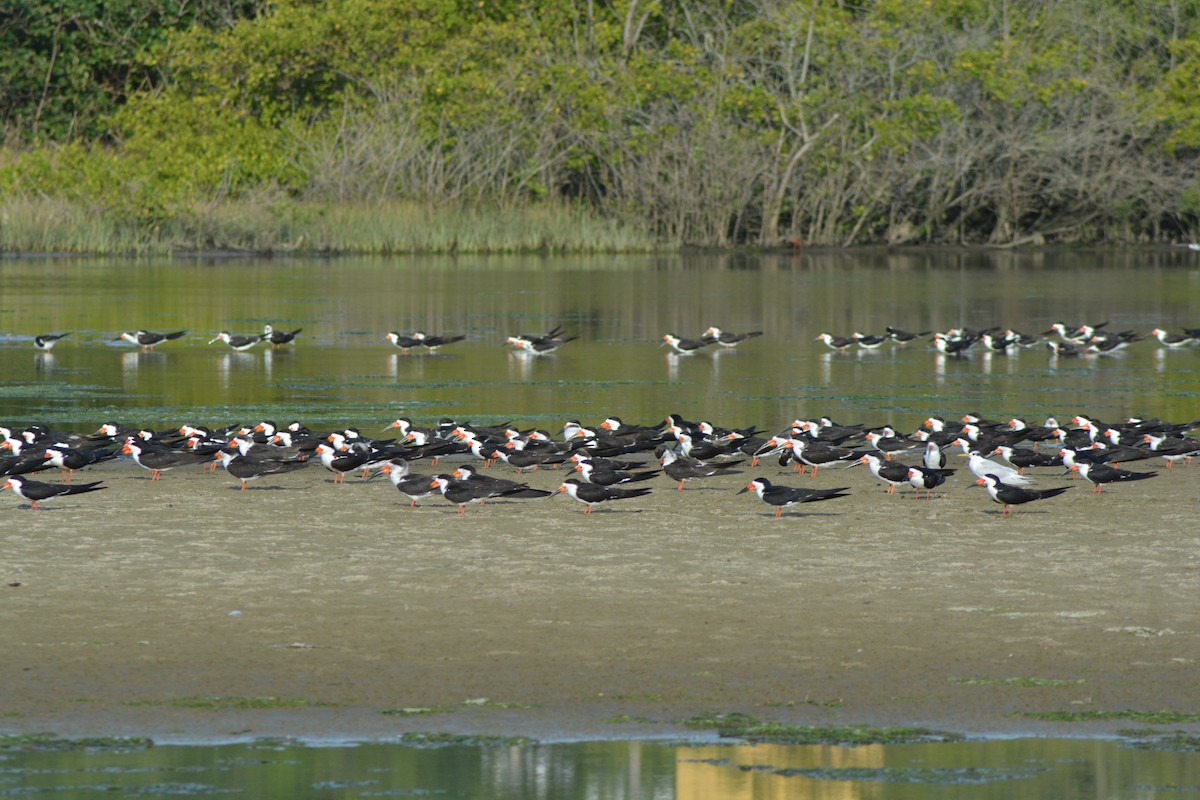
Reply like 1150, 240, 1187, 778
1, 737, 1198, 798
1, 249, 1199, 434
3, 249, 1200, 797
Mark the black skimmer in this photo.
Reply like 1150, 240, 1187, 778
975, 473, 1070, 516
815, 333, 855, 351
933, 335, 975, 356
1150, 328, 1195, 347
1070, 462, 1157, 493
43, 444, 119, 482
429, 474, 546, 513
122, 439, 209, 479
380, 461, 437, 508
574, 460, 658, 486
2, 475, 106, 510
851, 332, 889, 350
737, 478, 849, 517
1141, 434, 1200, 467
778, 437, 859, 475
885, 326, 930, 344
661, 334, 710, 355
214, 450, 310, 490
905, 466, 955, 499
856, 453, 912, 494
450, 464, 553, 499
114, 330, 186, 350
384, 332, 423, 352
314, 442, 371, 484
263, 324, 302, 348
33, 333, 70, 351
554, 478, 651, 514
1045, 340, 1088, 357
658, 448, 741, 489
991, 445, 1063, 472
701, 327, 763, 348
863, 429, 920, 460
208, 331, 263, 351
411, 331, 466, 353
922, 441, 947, 470
506, 325, 578, 354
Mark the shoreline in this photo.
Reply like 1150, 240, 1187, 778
4, 455, 1199, 747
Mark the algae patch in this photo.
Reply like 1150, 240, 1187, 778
677, 712, 962, 745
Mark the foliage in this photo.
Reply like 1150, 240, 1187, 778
3, 0, 1200, 249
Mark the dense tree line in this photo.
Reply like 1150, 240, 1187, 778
4, 0, 1200, 248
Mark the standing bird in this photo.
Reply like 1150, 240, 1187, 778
659, 448, 741, 489
975, 473, 1070, 516
263, 323, 302, 348
2, 475, 106, 510
737, 478, 850, 517
122, 439, 209, 480
411, 331, 466, 353
701, 327, 763, 348
815, 332, 856, 351
661, 334, 710, 355
1071, 462, 1158, 493
905, 466, 955, 499
208, 331, 263, 351
857, 453, 913, 494
213, 449, 309, 490
114, 330, 187, 350
34, 333, 71, 351
554, 478, 652, 515
380, 461, 437, 508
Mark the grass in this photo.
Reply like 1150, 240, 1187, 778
380, 698, 533, 716
1017, 710, 1200, 724
128, 696, 325, 710
0, 733, 153, 752
677, 712, 962, 745
0, 195, 659, 255
397, 732, 534, 747
951, 677, 1087, 687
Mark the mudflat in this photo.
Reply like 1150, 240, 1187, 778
2, 453, 1197, 743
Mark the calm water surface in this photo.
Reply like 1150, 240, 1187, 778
4, 738, 1199, 799
1, 249, 1199, 433
3, 250, 1200, 797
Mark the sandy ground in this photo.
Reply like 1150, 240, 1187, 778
2, 449, 1198, 744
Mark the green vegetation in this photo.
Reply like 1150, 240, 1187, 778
951, 677, 1087, 687
0, 733, 153, 752
1121, 732, 1200, 751
129, 696, 324, 710
677, 712, 962, 744
398, 732, 535, 747
5, 0, 1200, 251
1018, 710, 1200, 724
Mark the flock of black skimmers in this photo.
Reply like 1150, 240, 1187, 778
25, 324, 769, 355
1, 410, 1195, 518
816, 321, 1200, 356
